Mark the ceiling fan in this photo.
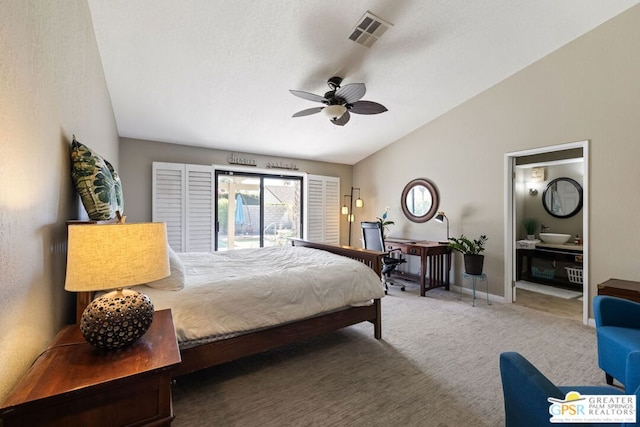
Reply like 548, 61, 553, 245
289, 76, 388, 126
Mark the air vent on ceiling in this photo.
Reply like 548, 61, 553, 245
348, 11, 393, 48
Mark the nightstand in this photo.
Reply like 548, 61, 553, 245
0, 309, 181, 426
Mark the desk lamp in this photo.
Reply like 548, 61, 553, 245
434, 211, 449, 244
65, 222, 169, 350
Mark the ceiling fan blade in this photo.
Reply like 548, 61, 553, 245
289, 90, 327, 103
292, 107, 324, 117
349, 100, 388, 115
335, 83, 366, 104
331, 111, 350, 126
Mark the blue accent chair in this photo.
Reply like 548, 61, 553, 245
594, 295, 640, 389
500, 352, 638, 427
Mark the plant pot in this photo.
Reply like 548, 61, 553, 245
464, 254, 484, 275
526, 235, 536, 241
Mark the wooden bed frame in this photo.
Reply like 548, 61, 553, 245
75, 239, 385, 377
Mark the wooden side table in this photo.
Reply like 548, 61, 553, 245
597, 278, 640, 303
0, 309, 181, 427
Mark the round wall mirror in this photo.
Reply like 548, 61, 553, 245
542, 177, 583, 218
401, 178, 439, 223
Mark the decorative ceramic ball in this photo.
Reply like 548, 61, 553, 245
80, 289, 154, 350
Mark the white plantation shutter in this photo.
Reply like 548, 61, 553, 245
153, 163, 185, 251
185, 165, 214, 252
153, 162, 214, 252
305, 175, 340, 244
154, 163, 334, 250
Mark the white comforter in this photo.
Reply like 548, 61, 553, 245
132, 246, 385, 347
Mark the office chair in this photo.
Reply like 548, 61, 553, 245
361, 221, 406, 294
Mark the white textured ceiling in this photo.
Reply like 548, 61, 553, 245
87, 1, 639, 165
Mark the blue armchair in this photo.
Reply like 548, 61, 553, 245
499, 352, 638, 427
594, 295, 640, 389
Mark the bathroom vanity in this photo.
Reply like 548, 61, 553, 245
516, 172, 584, 290
516, 242, 583, 289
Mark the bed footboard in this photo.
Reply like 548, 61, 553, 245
290, 238, 384, 277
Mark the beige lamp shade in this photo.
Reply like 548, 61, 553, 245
65, 222, 170, 292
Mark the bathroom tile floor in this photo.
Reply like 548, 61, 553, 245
514, 287, 582, 321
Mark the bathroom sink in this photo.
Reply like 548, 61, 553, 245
539, 233, 572, 244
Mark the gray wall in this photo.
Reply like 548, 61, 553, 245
0, 1, 119, 401
353, 5, 640, 317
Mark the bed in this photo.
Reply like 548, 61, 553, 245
75, 238, 385, 377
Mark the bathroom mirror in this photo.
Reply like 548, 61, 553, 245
542, 177, 583, 218
401, 178, 439, 223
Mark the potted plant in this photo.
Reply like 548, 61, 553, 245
448, 234, 488, 275
523, 218, 538, 240
376, 207, 394, 239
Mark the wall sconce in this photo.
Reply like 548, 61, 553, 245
434, 211, 449, 244
341, 187, 363, 245
528, 167, 544, 195
531, 167, 546, 182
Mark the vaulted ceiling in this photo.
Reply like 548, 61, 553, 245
87, 1, 639, 164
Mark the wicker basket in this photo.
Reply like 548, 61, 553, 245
565, 267, 583, 284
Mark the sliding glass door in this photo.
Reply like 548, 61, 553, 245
215, 171, 302, 250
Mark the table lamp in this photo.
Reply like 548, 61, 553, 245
65, 222, 170, 350
434, 211, 449, 244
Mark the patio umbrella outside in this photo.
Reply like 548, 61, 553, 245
235, 193, 245, 224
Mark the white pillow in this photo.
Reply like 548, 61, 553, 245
146, 245, 186, 291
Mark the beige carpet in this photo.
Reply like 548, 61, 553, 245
172, 282, 602, 426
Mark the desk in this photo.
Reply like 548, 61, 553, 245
384, 238, 451, 296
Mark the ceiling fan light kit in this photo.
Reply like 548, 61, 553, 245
323, 104, 347, 120
290, 76, 388, 126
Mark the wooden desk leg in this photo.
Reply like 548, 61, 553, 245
420, 254, 426, 297
445, 252, 451, 290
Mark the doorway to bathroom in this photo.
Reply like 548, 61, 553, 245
504, 140, 589, 324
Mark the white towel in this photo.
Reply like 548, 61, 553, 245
516, 240, 540, 249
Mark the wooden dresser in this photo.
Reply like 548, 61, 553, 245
597, 279, 640, 303
0, 309, 181, 426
